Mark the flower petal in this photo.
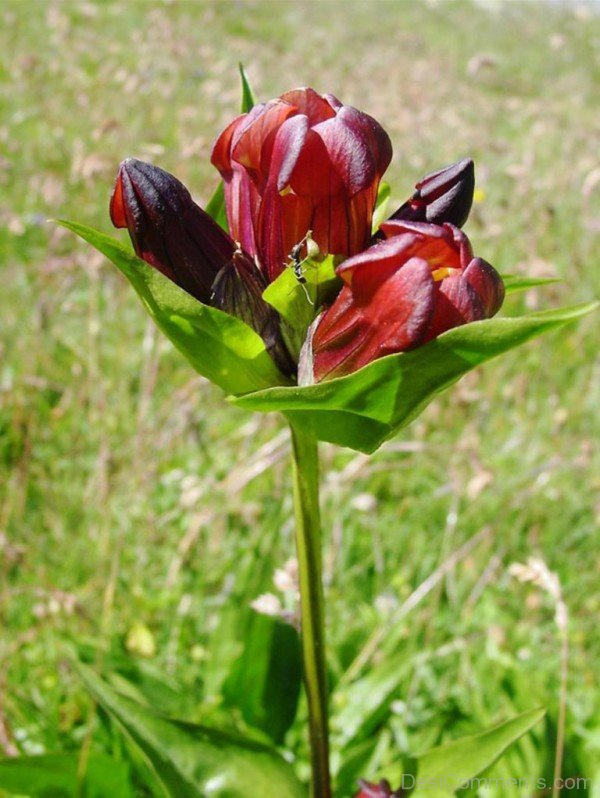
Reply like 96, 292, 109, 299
231, 100, 296, 179
339, 222, 461, 291
210, 113, 247, 174
313, 105, 391, 195
267, 114, 309, 192
223, 166, 261, 257
289, 127, 343, 197
279, 87, 337, 124
426, 272, 485, 340
463, 257, 505, 316
311, 257, 435, 381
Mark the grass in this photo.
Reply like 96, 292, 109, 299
1, 0, 599, 794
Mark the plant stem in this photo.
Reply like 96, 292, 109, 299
290, 423, 331, 798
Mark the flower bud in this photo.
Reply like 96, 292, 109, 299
355, 779, 395, 798
110, 158, 235, 304
306, 221, 504, 382
110, 158, 294, 374
211, 249, 294, 376
389, 158, 475, 228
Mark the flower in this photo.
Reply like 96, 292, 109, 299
302, 220, 505, 382
355, 779, 395, 798
109, 102, 499, 390
110, 158, 294, 375
211, 87, 392, 282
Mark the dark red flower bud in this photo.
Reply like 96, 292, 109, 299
211, 249, 295, 376
355, 779, 395, 798
211, 87, 392, 281
110, 158, 235, 304
110, 158, 293, 374
305, 221, 504, 382
389, 158, 475, 229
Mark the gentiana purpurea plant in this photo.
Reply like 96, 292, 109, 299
50, 70, 597, 797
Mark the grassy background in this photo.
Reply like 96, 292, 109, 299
1, 0, 599, 794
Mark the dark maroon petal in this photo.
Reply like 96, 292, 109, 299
339, 222, 461, 293
231, 100, 296, 178
360, 257, 436, 351
313, 105, 378, 195
378, 218, 449, 240
425, 272, 485, 341
463, 257, 505, 317
210, 114, 248, 174
389, 158, 475, 228
310, 285, 361, 350
279, 87, 336, 124
255, 184, 285, 282
336, 236, 420, 285
358, 109, 393, 180
211, 249, 294, 375
267, 114, 309, 192
323, 92, 343, 112
289, 127, 343, 197
311, 257, 435, 381
222, 166, 261, 258
110, 158, 235, 303
444, 222, 474, 266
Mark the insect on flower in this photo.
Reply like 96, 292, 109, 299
289, 231, 313, 285
286, 230, 320, 306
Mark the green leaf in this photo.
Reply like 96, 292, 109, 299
410, 707, 546, 797
76, 663, 306, 798
238, 63, 257, 113
223, 614, 302, 745
0, 753, 133, 798
205, 182, 229, 233
262, 254, 341, 359
332, 656, 411, 748
372, 182, 391, 233
502, 274, 562, 294
231, 302, 598, 452
59, 221, 289, 395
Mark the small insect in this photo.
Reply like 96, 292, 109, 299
288, 231, 313, 284
286, 231, 316, 305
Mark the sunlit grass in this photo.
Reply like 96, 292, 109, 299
1, 0, 599, 792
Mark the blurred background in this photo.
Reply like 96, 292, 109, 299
1, 0, 599, 794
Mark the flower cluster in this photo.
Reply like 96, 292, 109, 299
110, 87, 504, 386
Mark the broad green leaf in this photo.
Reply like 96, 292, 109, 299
231, 302, 598, 453
76, 663, 306, 798
372, 182, 391, 233
238, 63, 257, 112
59, 221, 290, 395
409, 707, 545, 797
0, 753, 133, 798
223, 614, 302, 745
263, 254, 340, 359
502, 274, 561, 294
205, 182, 229, 233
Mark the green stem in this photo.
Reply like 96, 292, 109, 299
290, 423, 331, 798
